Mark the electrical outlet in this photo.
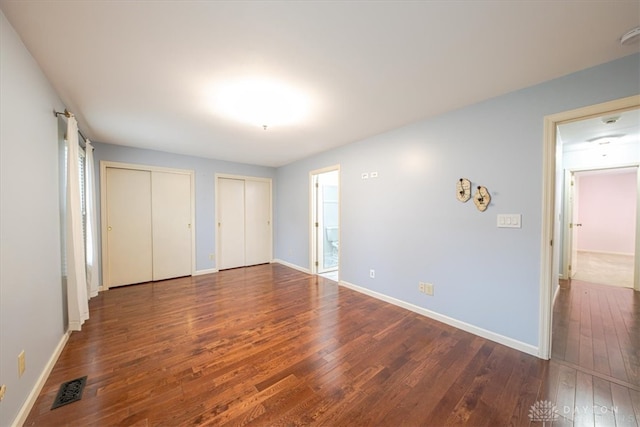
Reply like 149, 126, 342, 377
419, 282, 434, 296
209, 253, 215, 261
424, 283, 434, 296
18, 350, 25, 377
0, 384, 6, 401
369, 269, 375, 279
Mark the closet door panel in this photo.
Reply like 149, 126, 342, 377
245, 180, 272, 266
152, 171, 192, 281
218, 178, 246, 269
106, 168, 153, 287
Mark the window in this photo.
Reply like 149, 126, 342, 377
60, 132, 87, 277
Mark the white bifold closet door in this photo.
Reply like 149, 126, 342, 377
218, 177, 271, 270
105, 167, 192, 287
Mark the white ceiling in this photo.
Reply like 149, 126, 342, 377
1, 1, 639, 167
558, 108, 640, 152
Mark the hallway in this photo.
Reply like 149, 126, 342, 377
573, 251, 635, 289
550, 279, 639, 424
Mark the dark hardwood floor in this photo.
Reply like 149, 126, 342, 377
552, 279, 639, 387
549, 279, 640, 426
25, 264, 640, 426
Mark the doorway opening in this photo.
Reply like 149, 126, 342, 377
310, 166, 340, 281
539, 96, 640, 359
563, 167, 637, 288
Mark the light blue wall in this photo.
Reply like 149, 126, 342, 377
275, 53, 640, 348
0, 11, 67, 426
92, 143, 277, 273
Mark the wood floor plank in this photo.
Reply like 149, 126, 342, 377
579, 287, 595, 372
507, 358, 546, 426
556, 363, 578, 422
590, 288, 612, 378
629, 388, 640, 425
610, 383, 640, 427
573, 370, 595, 427
593, 377, 617, 427
566, 287, 583, 365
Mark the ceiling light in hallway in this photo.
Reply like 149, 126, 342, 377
620, 26, 640, 45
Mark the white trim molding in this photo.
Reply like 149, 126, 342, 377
194, 268, 218, 276
13, 331, 70, 427
273, 259, 311, 274
539, 95, 640, 360
339, 280, 538, 357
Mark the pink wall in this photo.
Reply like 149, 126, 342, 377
577, 170, 637, 254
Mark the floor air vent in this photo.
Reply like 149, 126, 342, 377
51, 376, 87, 409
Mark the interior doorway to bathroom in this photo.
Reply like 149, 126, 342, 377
310, 167, 340, 281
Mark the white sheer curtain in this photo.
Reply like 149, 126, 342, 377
66, 116, 90, 330
85, 140, 100, 298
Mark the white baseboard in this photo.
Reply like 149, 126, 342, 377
13, 331, 70, 427
67, 320, 83, 332
272, 259, 310, 274
578, 249, 634, 257
553, 282, 561, 305
339, 280, 539, 358
194, 268, 218, 276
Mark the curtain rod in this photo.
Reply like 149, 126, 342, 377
54, 109, 87, 143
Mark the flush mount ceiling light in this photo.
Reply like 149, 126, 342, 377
587, 134, 624, 145
601, 116, 620, 125
620, 27, 640, 45
211, 78, 312, 129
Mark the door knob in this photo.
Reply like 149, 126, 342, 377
108, 226, 112, 231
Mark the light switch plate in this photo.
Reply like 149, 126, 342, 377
497, 214, 522, 228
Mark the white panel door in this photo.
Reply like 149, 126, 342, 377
218, 178, 246, 269
106, 168, 153, 287
570, 173, 580, 278
152, 171, 192, 281
245, 179, 272, 266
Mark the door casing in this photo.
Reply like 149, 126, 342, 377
309, 165, 341, 276
539, 95, 640, 359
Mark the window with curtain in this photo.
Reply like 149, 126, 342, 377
78, 145, 86, 244
60, 133, 87, 276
